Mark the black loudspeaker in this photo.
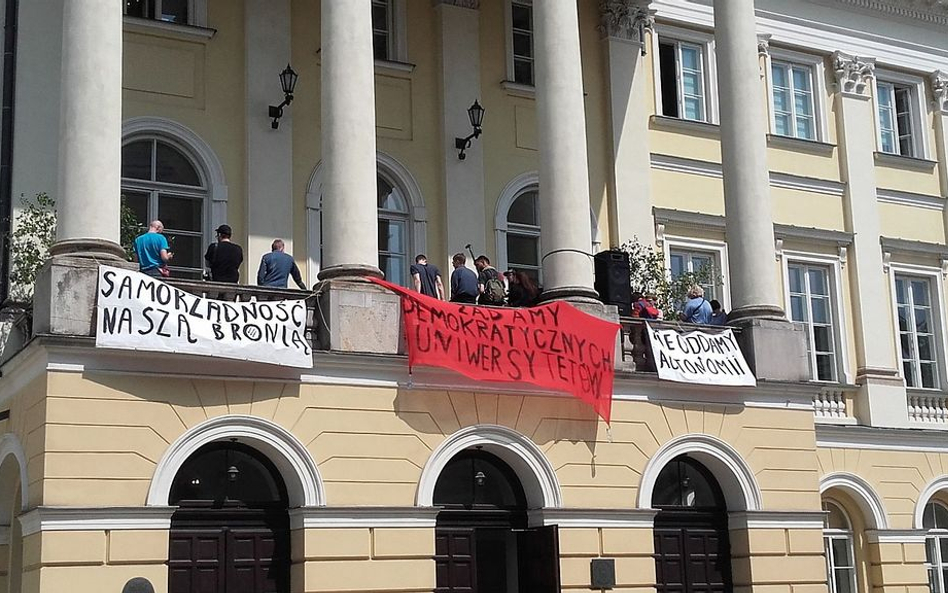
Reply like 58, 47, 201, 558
594, 250, 632, 316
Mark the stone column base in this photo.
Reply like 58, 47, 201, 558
730, 318, 809, 382
48, 238, 126, 260
314, 278, 402, 354
855, 368, 908, 428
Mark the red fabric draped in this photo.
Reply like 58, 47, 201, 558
368, 276, 619, 423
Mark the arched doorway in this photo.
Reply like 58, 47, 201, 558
167, 442, 290, 593
652, 455, 733, 593
433, 448, 559, 593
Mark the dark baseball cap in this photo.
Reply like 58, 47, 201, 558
215, 224, 232, 235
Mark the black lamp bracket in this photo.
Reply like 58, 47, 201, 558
269, 93, 295, 130
455, 127, 482, 161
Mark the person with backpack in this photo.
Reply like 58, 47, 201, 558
680, 285, 712, 324
474, 255, 505, 306
410, 254, 445, 300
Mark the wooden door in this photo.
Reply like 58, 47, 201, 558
517, 525, 560, 593
654, 517, 731, 593
168, 528, 226, 593
226, 526, 287, 593
435, 528, 477, 593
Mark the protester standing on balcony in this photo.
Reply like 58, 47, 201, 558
505, 269, 538, 307
257, 239, 307, 289
632, 292, 660, 320
204, 224, 243, 283
709, 300, 728, 326
474, 255, 505, 306
410, 254, 445, 300
449, 253, 478, 304
133, 219, 173, 278
680, 285, 712, 324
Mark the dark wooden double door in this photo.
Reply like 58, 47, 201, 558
654, 511, 732, 593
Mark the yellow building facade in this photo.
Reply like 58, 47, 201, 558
2, 1, 948, 592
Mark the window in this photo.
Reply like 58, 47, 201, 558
658, 40, 707, 121
506, 189, 541, 284
508, 0, 534, 86
371, 0, 394, 61
877, 81, 918, 157
895, 274, 939, 389
788, 263, 837, 382
669, 248, 719, 302
771, 61, 816, 140
377, 175, 410, 286
925, 501, 948, 593
122, 139, 206, 279
823, 500, 857, 593
124, 0, 188, 24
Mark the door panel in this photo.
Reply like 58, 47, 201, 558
654, 516, 731, 593
517, 525, 560, 593
168, 529, 226, 593
435, 528, 477, 593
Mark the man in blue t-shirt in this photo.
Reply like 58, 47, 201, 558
257, 239, 307, 289
680, 286, 713, 324
449, 253, 478, 304
133, 220, 173, 277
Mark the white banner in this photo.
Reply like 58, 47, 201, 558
95, 266, 312, 368
646, 324, 756, 387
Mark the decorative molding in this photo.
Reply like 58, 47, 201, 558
770, 173, 846, 197
839, 246, 848, 266
0, 433, 28, 513
147, 415, 325, 508
774, 224, 853, 246
650, 154, 846, 196
757, 33, 772, 57
654, 222, 666, 248
17, 507, 176, 536
766, 134, 837, 157
653, 208, 854, 247
880, 236, 948, 259
866, 529, 928, 544
914, 475, 948, 528
819, 0, 948, 28
817, 424, 948, 453
598, 0, 654, 42
289, 507, 439, 530
531, 508, 658, 528
123, 16, 216, 40
820, 472, 889, 529
649, 115, 720, 137
775, 238, 784, 261
877, 189, 946, 211
416, 425, 562, 509
433, 0, 480, 9
883, 250, 892, 273
933, 71, 948, 113
874, 151, 939, 171
728, 510, 826, 530
833, 51, 876, 96
638, 434, 763, 512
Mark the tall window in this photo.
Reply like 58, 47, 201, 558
658, 40, 707, 122
506, 189, 541, 284
378, 175, 410, 286
669, 248, 718, 301
371, 0, 393, 61
877, 81, 917, 157
509, 1, 534, 86
122, 139, 206, 279
895, 274, 939, 389
788, 263, 837, 382
925, 501, 948, 593
823, 500, 857, 593
771, 61, 815, 140
124, 0, 188, 24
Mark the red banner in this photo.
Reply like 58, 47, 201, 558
368, 277, 619, 423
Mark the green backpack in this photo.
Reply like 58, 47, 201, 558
484, 275, 506, 304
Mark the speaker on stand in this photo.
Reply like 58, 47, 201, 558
594, 250, 632, 316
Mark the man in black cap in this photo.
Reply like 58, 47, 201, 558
204, 224, 244, 283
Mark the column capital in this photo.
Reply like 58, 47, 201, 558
833, 51, 876, 97
757, 34, 771, 57
932, 70, 948, 114
432, 0, 480, 9
598, 0, 653, 42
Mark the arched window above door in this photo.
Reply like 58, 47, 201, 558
433, 449, 527, 510
652, 455, 726, 510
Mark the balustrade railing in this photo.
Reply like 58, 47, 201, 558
908, 392, 948, 424
814, 387, 851, 421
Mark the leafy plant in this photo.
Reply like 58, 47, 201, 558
7, 193, 56, 303
617, 237, 721, 316
120, 195, 144, 261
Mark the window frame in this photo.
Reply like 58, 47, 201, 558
662, 236, 730, 310
782, 253, 849, 384
504, 0, 534, 88
504, 187, 542, 283
889, 264, 948, 391
122, 0, 208, 27
763, 48, 828, 142
873, 69, 929, 159
376, 174, 412, 286
823, 499, 858, 593
371, 0, 408, 65
924, 501, 948, 593
650, 24, 718, 124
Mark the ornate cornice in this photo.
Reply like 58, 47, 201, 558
433, 0, 480, 9
823, 0, 948, 27
598, 0, 654, 42
833, 51, 875, 96
933, 71, 948, 114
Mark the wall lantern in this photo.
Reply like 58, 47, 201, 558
269, 64, 299, 130
455, 100, 485, 160
227, 465, 240, 482
474, 471, 487, 487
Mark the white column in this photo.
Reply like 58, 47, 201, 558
713, 0, 783, 320
834, 52, 905, 427
933, 72, 948, 202
318, 0, 381, 280
245, 0, 294, 277
601, 1, 655, 247
437, 1, 486, 272
533, 0, 598, 301
51, 0, 124, 259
